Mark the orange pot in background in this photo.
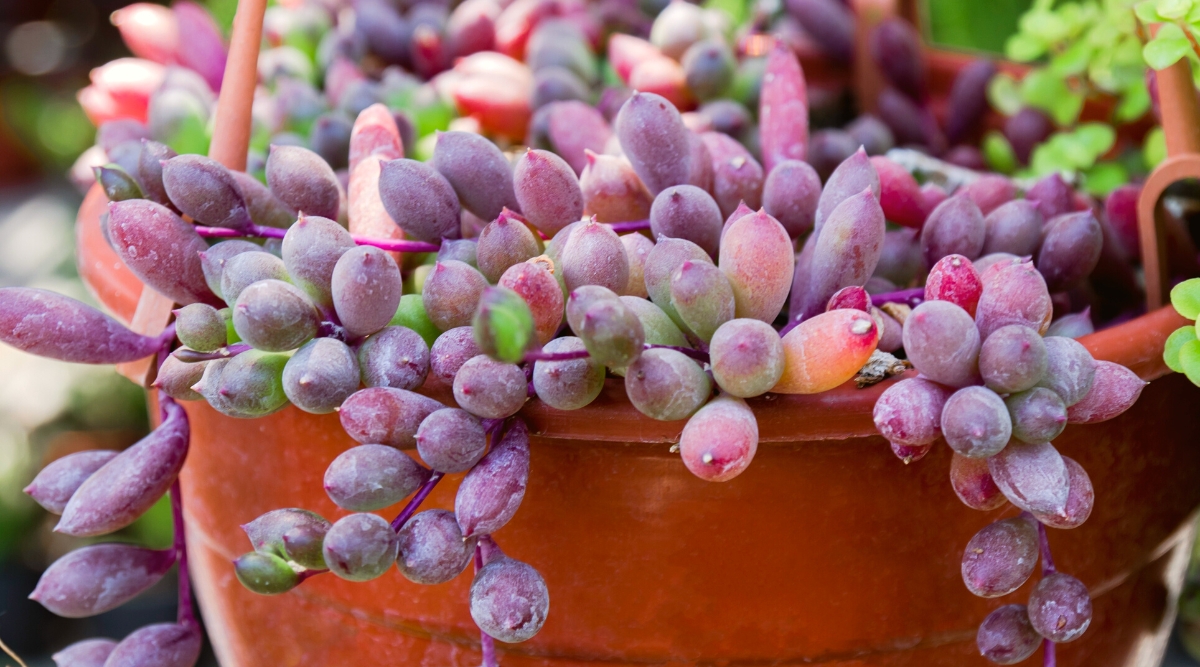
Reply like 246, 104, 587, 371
76, 177, 1200, 666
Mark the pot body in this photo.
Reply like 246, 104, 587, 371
76, 175, 1200, 667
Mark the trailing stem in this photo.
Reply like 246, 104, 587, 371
1037, 519, 1056, 667
389, 471, 445, 532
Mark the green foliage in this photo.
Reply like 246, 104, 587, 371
1165, 325, 1198, 372
1143, 22, 1192, 69
1023, 123, 1121, 188
473, 287, 535, 364
1144, 126, 1168, 167
984, 131, 1020, 174
390, 295, 440, 347
1171, 277, 1200, 319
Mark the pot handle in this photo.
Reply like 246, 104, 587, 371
1136, 54, 1199, 310
117, 0, 269, 386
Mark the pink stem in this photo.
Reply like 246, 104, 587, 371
870, 287, 925, 308
389, 471, 444, 531
524, 348, 591, 362
648, 343, 709, 363
474, 540, 499, 667
606, 219, 650, 233
1044, 640, 1056, 667
1036, 519, 1057, 667
173, 343, 253, 363
194, 224, 440, 253
170, 477, 195, 625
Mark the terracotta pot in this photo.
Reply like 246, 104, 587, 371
77, 174, 1200, 665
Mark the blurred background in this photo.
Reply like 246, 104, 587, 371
0, 0, 1194, 665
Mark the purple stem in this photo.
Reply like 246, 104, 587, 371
1044, 640, 1056, 667
474, 542, 499, 667
523, 348, 591, 362
194, 224, 440, 253
170, 477, 195, 625
870, 287, 925, 308
778, 318, 799, 337
173, 343, 252, 363
389, 470, 444, 532
606, 219, 650, 233
647, 343, 709, 363
1036, 520, 1056, 575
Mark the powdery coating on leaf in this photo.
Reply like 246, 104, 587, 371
478, 216, 542, 284
566, 285, 620, 334
902, 300, 981, 388
396, 509, 476, 584
547, 101, 614, 175
960, 174, 1015, 217
762, 160, 820, 238
266, 145, 341, 221
709, 319, 785, 398
242, 508, 330, 569
1036, 211, 1104, 292
988, 440, 1069, 515
208, 350, 289, 418
1027, 572, 1093, 642
25, 450, 119, 514
324, 444, 430, 511
358, 326, 430, 391
1034, 455, 1094, 529
759, 44, 809, 173
670, 261, 734, 342
920, 196, 985, 267
282, 338, 360, 414
199, 239, 259, 300
1046, 308, 1095, 339
453, 356, 528, 419
941, 386, 1011, 458
649, 185, 722, 257
976, 604, 1041, 665
1025, 172, 1074, 221
136, 140, 176, 207
232, 280, 320, 352
378, 158, 462, 242
174, 303, 225, 352
799, 190, 884, 321
432, 131, 519, 221
722, 211, 795, 323
470, 556, 550, 643
580, 152, 654, 223
281, 215, 357, 308
960, 516, 1038, 598
679, 395, 758, 482
875, 307, 903, 353
578, 296, 646, 368
456, 420, 530, 536
924, 254, 982, 317
161, 154, 251, 229
1036, 336, 1097, 407
219, 251, 288, 307
513, 149, 584, 236
102, 621, 201, 667
873, 377, 952, 446
685, 131, 714, 192
979, 324, 1047, 394
0, 288, 161, 364
775, 309, 879, 394
700, 131, 763, 218
30, 544, 174, 618
620, 234, 655, 299
644, 237, 711, 331
559, 220, 630, 293
339, 387, 444, 448
107, 199, 216, 305
422, 261, 490, 331
51, 637, 117, 667
814, 148, 880, 235
949, 453, 1007, 511
322, 513, 400, 581
348, 156, 403, 251
430, 327, 481, 383
1007, 387, 1067, 443
331, 246, 403, 339
499, 261, 564, 345
621, 296, 687, 348
349, 103, 404, 172
624, 348, 711, 421
533, 337, 605, 410
982, 200, 1043, 258
57, 402, 188, 537
1067, 360, 1146, 424
614, 92, 691, 196
416, 408, 488, 473
975, 260, 1053, 340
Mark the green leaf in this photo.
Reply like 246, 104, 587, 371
1021, 10, 1071, 43
1165, 326, 1198, 373
1144, 24, 1192, 70
1171, 277, 1200, 319
1082, 162, 1129, 195
473, 286, 535, 364
1116, 83, 1152, 121
1135, 0, 1166, 21
1050, 89, 1086, 126
988, 73, 1024, 116
703, 0, 745, 27
1030, 140, 1076, 176
390, 294, 440, 347
983, 131, 1018, 174
1051, 39, 1094, 76
1007, 33, 1048, 62
1075, 122, 1117, 157
1156, 0, 1195, 20
1179, 339, 1200, 386
1144, 126, 1168, 167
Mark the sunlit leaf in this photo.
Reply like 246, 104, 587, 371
1082, 162, 1128, 195
1171, 277, 1200, 319
988, 73, 1024, 116
1164, 326, 1198, 373
983, 131, 1018, 174
1144, 23, 1191, 70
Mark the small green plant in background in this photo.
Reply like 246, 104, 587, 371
1166, 278, 1200, 384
